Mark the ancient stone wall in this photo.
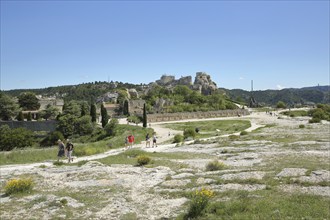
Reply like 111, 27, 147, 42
147, 109, 249, 122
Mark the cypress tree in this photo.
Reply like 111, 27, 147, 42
90, 104, 97, 123
81, 106, 86, 116
123, 100, 129, 116
17, 111, 24, 121
143, 103, 147, 128
101, 104, 109, 128
27, 112, 32, 121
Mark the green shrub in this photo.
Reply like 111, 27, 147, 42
184, 188, 214, 219
173, 134, 184, 143
137, 155, 151, 166
4, 178, 33, 195
40, 131, 64, 147
309, 118, 321, 123
240, 131, 248, 135
228, 135, 239, 140
206, 160, 227, 171
0, 125, 34, 151
183, 128, 196, 139
299, 124, 305, 129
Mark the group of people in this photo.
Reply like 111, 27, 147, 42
57, 139, 74, 163
124, 132, 158, 149
145, 132, 157, 148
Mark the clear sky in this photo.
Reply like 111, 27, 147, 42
1, 0, 329, 91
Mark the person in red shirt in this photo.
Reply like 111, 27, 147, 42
127, 134, 134, 149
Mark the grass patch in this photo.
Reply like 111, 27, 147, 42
53, 161, 64, 166
281, 110, 308, 117
202, 191, 330, 219
264, 154, 330, 173
163, 120, 251, 138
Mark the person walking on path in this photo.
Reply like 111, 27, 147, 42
124, 136, 128, 149
65, 139, 74, 163
152, 133, 157, 148
127, 134, 135, 149
145, 133, 151, 148
57, 139, 65, 161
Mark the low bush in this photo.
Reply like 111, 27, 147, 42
173, 134, 184, 143
4, 178, 33, 195
299, 124, 305, 129
240, 131, 248, 135
184, 188, 214, 219
137, 155, 151, 166
228, 135, 240, 140
309, 118, 321, 123
183, 128, 196, 139
206, 160, 227, 171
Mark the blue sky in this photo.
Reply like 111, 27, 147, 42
1, 1, 329, 91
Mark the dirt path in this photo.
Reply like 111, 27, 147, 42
0, 111, 266, 173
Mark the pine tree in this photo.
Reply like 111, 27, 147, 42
143, 103, 147, 128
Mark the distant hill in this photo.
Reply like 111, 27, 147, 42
3, 80, 329, 107
222, 85, 329, 106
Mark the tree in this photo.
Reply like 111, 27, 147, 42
41, 104, 59, 120
80, 101, 89, 116
27, 112, 32, 121
75, 115, 94, 135
104, 118, 119, 136
90, 104, 97, 123
18, 92, 40, 110
276, 101, 286, 109
56, 114, 77, 138
123, 100, 129, 116
0, 125, 34, 151
63, 101, 81, 117
0, 92, 20, 120
16, 111, 24, 121
143, 103, 147, 128
101, 104, 109, 128
40, 131, 64, 147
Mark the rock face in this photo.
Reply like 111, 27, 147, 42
156, 75, 176, 86
153, 98, 174, 113
193, 72, 217, 95
127, 89, 139, 99
156, 75, 192, 87
96, 92, 118, 103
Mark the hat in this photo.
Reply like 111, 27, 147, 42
66, 139, 70, 142
58, 139, 61, 142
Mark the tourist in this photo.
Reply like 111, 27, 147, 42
124, 136, 128, 149
145, 133, 151, 148
65, 139, 74, 163
128, 134, 134, 149
152, 133, 157, 148
57, 139, 65, 161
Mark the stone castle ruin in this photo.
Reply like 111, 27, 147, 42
155, 72, 217, 95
